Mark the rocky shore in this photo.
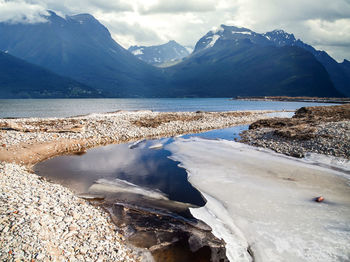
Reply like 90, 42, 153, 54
0, 110, 275, 166
0, 162, 140, 261
0, 110, 275, 261
241, 104, 350, 159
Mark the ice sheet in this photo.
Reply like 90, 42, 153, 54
89, 178, 169, 200
166, 138, 350, 262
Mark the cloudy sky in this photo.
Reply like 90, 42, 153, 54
1, 0, 349, 61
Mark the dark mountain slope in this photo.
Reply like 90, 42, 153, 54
0, 14, 346, 98
264, 30, 350, 96
165, 38, 341, 97
0, 51, 100, 98
0, 11, 165, 97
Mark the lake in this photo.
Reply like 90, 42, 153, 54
0, 98, 336, 118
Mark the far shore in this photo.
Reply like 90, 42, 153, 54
234, 96, 350, 104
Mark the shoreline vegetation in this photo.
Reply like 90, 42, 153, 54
0, 110, 275, 261
0, 105, 349, 261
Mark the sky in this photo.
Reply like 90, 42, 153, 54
0, 0, 349, 61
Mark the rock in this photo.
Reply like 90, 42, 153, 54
315, 196, 325, 203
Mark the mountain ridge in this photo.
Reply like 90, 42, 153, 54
192, 25, 349, 96
165, 36, 341, 97
0, 12, 347, 98
128, 40, 189, 66
0, 10, 165, 97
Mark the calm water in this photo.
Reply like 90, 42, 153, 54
35, 137, 206, 207
35, 128, 244, 261
34, 126, 246, 209
0, 98, 335, 118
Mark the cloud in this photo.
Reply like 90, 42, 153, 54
98, 16, 163, 47
40, 0, 133, 14
0, 0, 349, 60
217, 0, 350, 61
138, 0, 217, 14
0, 0, 132, 22
0, 0, 48, 23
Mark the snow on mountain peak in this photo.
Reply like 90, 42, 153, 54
131, 48, 144, 56
206, 34, 220, 48
210, 25, 224, 34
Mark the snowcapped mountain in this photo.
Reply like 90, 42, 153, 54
194, 25, 270, 53
164, 24, 343, 98
128, 40, 189, 66
0, 11, 346, 98
192, 25, 349, 96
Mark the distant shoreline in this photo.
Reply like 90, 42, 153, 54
234, 96, 350, 104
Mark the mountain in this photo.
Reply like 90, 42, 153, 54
340, 59, 350, 78
128, 40, 189, 66
164, 25, 342, 97
0, 51, 100, 98
0, 11, 164, 97
0, 12, 346, 98
263, 30, 350, 96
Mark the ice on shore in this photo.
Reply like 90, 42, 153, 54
166, 138, 350, 262
89, 178, 169, 200
149, 143, 164, 149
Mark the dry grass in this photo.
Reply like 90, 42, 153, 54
249, 104, 350, 140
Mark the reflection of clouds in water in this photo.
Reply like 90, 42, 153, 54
36, 137, 205, 205
75, 144, 140, 173
72, 142, 173, 192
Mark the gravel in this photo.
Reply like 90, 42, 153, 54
0, 162, 141, 261
0, 111, 273, 147
241, 121, 350, 159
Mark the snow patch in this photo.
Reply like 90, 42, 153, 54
132, 49, 144, 55
206, 34, 220, 48
210, 25, 224, 34
149, 143, 163, 149
232, 31, 252, 35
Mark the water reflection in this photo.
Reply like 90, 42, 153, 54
35, 138, 206, 207
34, 126, 249, 261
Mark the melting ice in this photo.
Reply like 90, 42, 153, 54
167, 137, 350, 262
